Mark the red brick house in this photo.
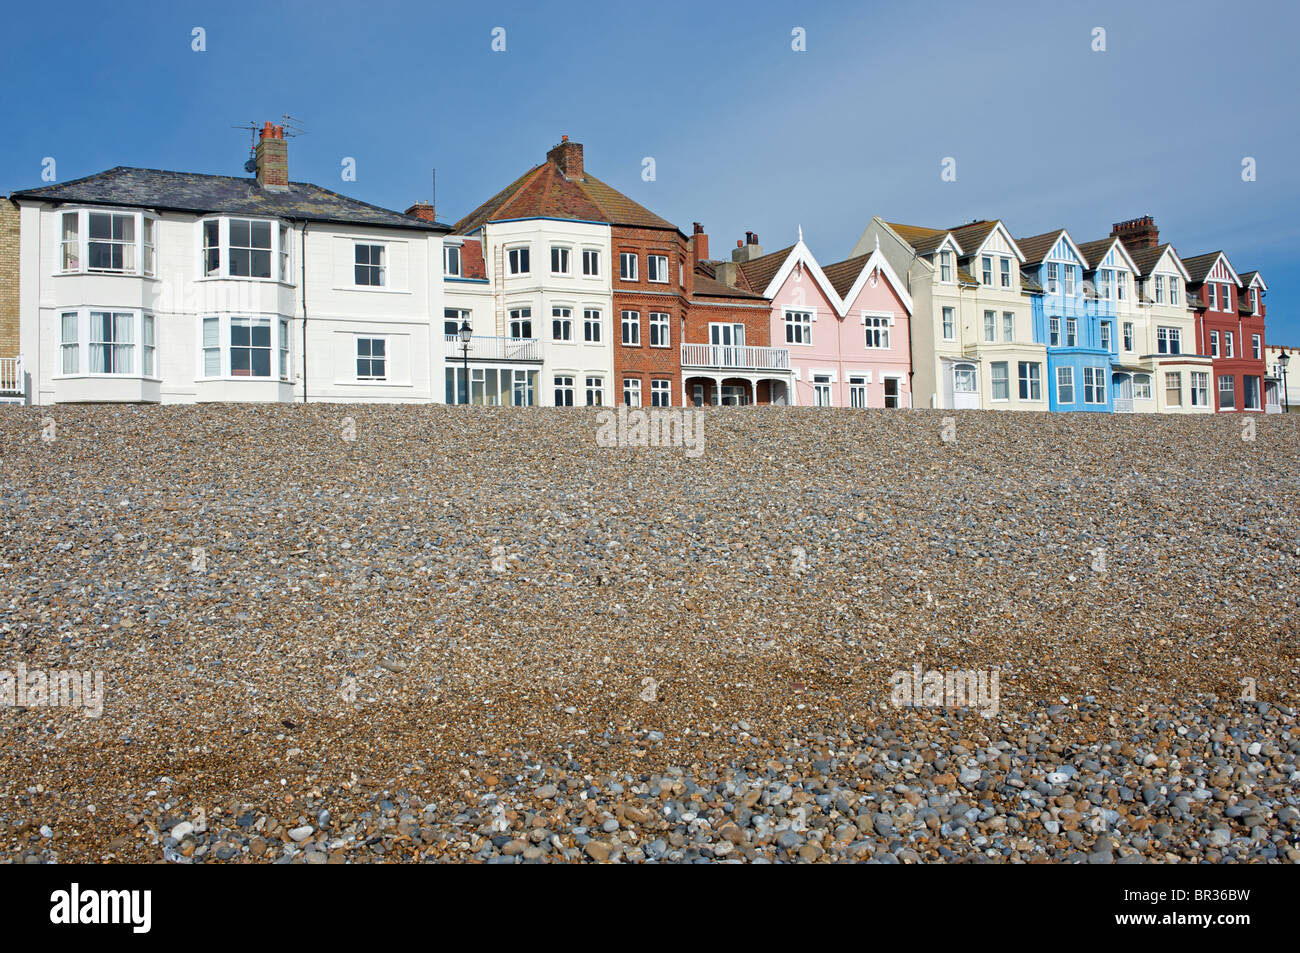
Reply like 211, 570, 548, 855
1184, 251, 1270, 412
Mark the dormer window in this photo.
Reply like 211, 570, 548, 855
1047, 263, 1059, 294
1000, 258, 1011, 288
982, 255, 992, 285
57, 209, 157, 277
1154, 275, 1164, 303
1207, 284, 1217, 309
199, 217, 291, 281
444, 244, 462, 277
1220, 283, 1231, 311
939, 251, 953, 282
1252, 288, 1260, 314
1169, 277, 1179, 305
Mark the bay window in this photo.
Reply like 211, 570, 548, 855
57, 209, 156, 276
56, 309, 156, 377
198, 314, 290, 380
199, 217, 291, 281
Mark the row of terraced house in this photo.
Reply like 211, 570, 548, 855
0, 128, 1292, 412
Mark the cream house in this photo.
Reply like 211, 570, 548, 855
855, 217, 1046, 411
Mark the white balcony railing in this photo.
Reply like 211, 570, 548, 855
444, 335, 542, 363
1113, 397, 1134, 414
0, 356, 23, 398
680, 343, 790, 371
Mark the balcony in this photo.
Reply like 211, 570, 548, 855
0, 356, 23, 403
1113, 397, 1134, 414
680, 343, 790, 371
444, 335, 542, 363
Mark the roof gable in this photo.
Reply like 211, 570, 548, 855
1016, 228, 1086, 268
1077, 236, 1138, 274
823, 246, 914, 316
1182, 250, 1240, 286
950, 220, 1024, 262
1126, 243, 1190, 281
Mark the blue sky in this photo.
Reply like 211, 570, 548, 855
3, 0, 1295, 341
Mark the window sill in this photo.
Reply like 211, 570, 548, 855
53, 374, 162, 382
56, 270, 158, 280
335, 285, 410, 295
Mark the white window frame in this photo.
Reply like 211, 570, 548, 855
848, 375, 868, 408
443, 244, 462, 277
649, 311, 670, 348
1056, 366, 1074, 404
1100, 322, 1112, 352
1083, 366, 1105, 404
647, 254, 669, 283
195, 313, 289, 381
1002, 311, 1014, 343
56, 208, 159, 277
863, 312, 891, 349
585, 375, 604, 406
619, 252, 638, 281
1165, 371, 1183, 407
1209, 330, 1219, 357
941, 306, 955, 341
1066, 318, 1077, 347
582, 248, 600, 277
939, 251, 953, 283
1252, 334, 1261, 360
621, 310, 640, 346
784, 309, 813, 345
355, 335, 388, 382
623, 377, 642, 407
1123, 322, 1134, 351
1157, 326, 1181, 355
983, 310, 996, 343
1190, 372, 1208, 407
1049, 316, 1061, 347
550, 245, 571, 275
1133, 373, 1152, 400
354, 242, 386, 287
507, 245, 531, 276
197, 216, 290, 282
1018, 361, 1042, 401
583, 308, 602, 343
553, 375, 575, 407
551, 306, 573, 342
650, 379, 671, 407
990, 361, 1010, 402
1218, 374, 1235, 409
56, 308, 160, 379
1225, 331, 1235, 359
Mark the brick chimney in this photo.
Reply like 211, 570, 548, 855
731, 231, 764, 263
1111, 215, 1159, 250
546, 135, 584, 181
405, 202, 437, 222
691, 222, 709, 262
255, 122, 289, 191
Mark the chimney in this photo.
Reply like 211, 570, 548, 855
692, 222, 709, 262
405, 202, 437, 222
254, 122, 289, 191
731, 231, 765, 263
1111, 215, 1159, 251
546, 135, 584, 181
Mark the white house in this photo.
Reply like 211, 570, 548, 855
11, 122, 450, 405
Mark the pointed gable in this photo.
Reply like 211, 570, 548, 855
1182, 251, 1240, 287
1077, 236, 1138, 275
1016, 229, 1087, 268
822, 248, 913, 315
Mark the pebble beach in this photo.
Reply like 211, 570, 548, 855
1, 404, 1297, 863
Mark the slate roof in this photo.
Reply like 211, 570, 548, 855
884, 222, 952, 255
10, 166, 449, 232
821, 254, 872, 299
452, 159, 678, 234
1124, 243, 1174, 277
948, 220, 1000, 258
734, 245, 796, 296
1015, 229, 1072, 266
1076, 237, 1125, 272
1181, 251, 1227, 285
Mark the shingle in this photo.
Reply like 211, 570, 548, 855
1015, 229, 1067, 266
11, 166, 448, 232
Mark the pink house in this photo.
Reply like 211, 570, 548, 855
726, 232, 912, 407
821, 244, 913, 408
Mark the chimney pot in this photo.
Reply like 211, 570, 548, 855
405, 202, 437, 222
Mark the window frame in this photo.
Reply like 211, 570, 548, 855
620, 310, 641, 346
1056, 365, 1074, 404
355, 335, 389, 382
56, 208, 159, 278
550, 245, 571, 275
647, 254, 669, 284
197, 216, 291, 282
507, 245, 531, 276
784, 309, 813, 346
649, 311, 671, 348
353, 242, 386, 287
619, 252, 638, 281
195, 313, 290, 381
54, 308, 159, 379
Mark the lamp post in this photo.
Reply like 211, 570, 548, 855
1280, 350, 1290, 413
458, 320, 473, 405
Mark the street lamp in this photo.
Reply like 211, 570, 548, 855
1279, 350, 1290, 413
458, 320, 473, 405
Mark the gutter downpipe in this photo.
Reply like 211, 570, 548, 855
300, 221, 308, 403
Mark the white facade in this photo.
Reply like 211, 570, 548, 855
16, 201, 446, 405
444, 218, 615, 406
